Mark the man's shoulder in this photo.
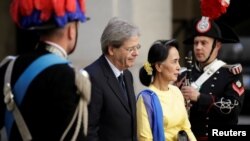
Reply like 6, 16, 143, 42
85, 55, 104, 68
85, 60, 102, 74
20, 53, 74, 77
222, 63, 243, 75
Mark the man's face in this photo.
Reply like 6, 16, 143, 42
193, 36, 219, 63
109, 36, 140, 71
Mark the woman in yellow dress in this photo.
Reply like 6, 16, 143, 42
137, 39, 196, 141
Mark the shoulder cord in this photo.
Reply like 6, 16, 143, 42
3, 57, 32, 141
60, 69, 91, 141
0, 56, 16, 67
191, 60, 225, 90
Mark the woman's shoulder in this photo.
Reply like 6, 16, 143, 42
169, 84, 183, 96
169, 84, 181, 91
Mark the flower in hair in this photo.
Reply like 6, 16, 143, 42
144, 62, 153, 75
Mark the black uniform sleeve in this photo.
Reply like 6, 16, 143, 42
196, 70, 245, 117
209, 74, 244, 116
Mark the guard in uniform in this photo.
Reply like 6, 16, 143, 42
178, 17, 245, 141
0, 0, 90, 141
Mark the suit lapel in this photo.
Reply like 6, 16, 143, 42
107, 77, 131, 112
123, 72, 136, 115
100, 56, 131, 113
123, 71, 137, 135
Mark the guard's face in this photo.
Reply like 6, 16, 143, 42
109, 36, 140, 71
158, 47, 180, 82
193, 36, 219, 64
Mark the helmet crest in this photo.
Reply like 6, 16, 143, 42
10, 0, 87, 29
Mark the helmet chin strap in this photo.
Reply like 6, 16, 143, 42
197, 39, 217, 66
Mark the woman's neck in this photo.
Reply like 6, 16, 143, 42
152, 76, 169, 91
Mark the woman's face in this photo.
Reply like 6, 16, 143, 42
158, 47, 181, 82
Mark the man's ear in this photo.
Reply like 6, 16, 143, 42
68, 22, 76, 40
216, 41, 222, 50
108, 45, 114, 56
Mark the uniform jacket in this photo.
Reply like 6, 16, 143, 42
0, 42, 85, 141
178, 60, 245, 139
85, 55, 137, 141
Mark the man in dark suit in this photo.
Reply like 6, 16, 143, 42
0, 0, 90, 140
85, 17, 140, 141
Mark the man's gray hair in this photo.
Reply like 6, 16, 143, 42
101, 17, 140, 54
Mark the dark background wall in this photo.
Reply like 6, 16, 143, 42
0, 0, 16, 60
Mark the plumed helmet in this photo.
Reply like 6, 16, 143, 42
183, 17, 240, 44
184, 0, 240, 45
10, 0, 88, 30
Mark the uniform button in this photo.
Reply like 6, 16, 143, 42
211, 84, 215, 87
205, 133, 208, 136
206, 125, 208, 128
213, 77, 217, 80
206, 117, 209, 120
216, 71, 220, 74
209, 92, 212, 95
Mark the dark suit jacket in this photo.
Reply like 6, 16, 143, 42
85, 55, 137, 141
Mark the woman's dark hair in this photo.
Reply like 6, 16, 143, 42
139, 39, 178, 86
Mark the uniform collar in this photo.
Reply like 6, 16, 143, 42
195, 59, 218, 72
44, 41, 68, 59
203, 59, 218, 71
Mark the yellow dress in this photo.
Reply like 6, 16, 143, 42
137, 84, 196, 141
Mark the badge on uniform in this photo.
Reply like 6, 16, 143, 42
232, 80, 245, 96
